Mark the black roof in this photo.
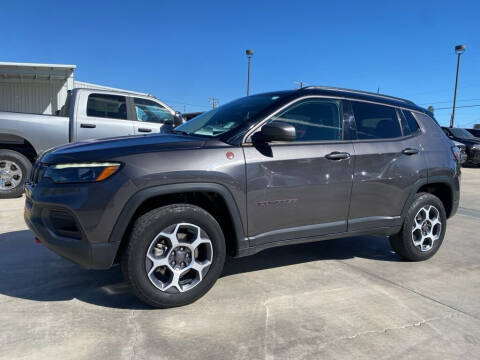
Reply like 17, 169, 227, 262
295, 86, 428, 114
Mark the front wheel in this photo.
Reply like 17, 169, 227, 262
122, 204, 226, 308
390, 192, 447, 261
0, 150, 32, 199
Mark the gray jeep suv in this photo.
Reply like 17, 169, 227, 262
24, 86, 460, 308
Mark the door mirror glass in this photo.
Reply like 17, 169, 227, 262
256, 121, 296, 142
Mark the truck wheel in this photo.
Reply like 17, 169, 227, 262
0, 150, 32, 199
389, 193, 446, 261
122, 204, 226, 308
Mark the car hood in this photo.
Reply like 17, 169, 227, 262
41, 133, 206, 164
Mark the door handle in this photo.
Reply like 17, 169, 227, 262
325, 151, 351, 160
80, 123, 96, 128
138, 128, 152, 133
402, 148, 419, 155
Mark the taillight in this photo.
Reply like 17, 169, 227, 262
451, 146, 460, 162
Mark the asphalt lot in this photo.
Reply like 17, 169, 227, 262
1, 168, 479, 360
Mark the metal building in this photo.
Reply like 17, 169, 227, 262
0, 62, 148, 115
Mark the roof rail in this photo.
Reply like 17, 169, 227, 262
300, 86, 415, 105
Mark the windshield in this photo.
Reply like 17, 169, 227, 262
175, 93, 285, 137
450, 128, 475, 139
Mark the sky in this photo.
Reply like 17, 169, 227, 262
2, 0, 479, 127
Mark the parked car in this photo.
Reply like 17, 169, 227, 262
466, 128, 480, 138
25, 86, 460, 308
452, 141, 468, 164
0, 88, 183, 198
441, 127, 480, 166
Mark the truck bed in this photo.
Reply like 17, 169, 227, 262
0, 111, 70, 155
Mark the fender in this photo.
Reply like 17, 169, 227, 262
107, 182, 248, 256
400, 175, 457, 221
0, 133, 27, 145
0, 131, 40, 154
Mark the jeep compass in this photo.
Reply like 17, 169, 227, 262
25, 86, 460, 308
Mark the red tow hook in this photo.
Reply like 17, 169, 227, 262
34, 237, 42, 244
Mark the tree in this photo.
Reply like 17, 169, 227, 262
427, 106, 434, 113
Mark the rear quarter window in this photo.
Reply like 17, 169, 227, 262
402, 110, 421, 134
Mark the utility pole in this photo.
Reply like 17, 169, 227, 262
377, 87, 380, 94
209, 97, 218, 108
450, 44, 466, 127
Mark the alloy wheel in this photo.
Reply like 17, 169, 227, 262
0, 160, 23, 190
145, 223, 213, 293
411, 205, 442, 252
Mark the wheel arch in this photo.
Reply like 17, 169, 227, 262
110, 183, 248, 263
0, 133, 38, 163
401, 176, 457, 220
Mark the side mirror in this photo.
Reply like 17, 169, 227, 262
173, 112, 186, 127
255, 121, 296, 142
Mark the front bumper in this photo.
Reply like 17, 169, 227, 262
23, 166, 136, 269
24, 187, 121, 269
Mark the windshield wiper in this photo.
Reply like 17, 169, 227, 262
172, 129, 190, 135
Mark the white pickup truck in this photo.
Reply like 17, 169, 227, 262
0, 88, 182, 198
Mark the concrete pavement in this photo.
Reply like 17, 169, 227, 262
0, 168, 479, 359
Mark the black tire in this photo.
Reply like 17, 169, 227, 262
390, 192, 447, 261
0, 150, 32, 199
122, 204, 226, 308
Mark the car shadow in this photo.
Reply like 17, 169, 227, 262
0, 229, 401, 310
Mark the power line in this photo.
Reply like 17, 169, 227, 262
419, 98, 480, 105
433, 104, 480, 110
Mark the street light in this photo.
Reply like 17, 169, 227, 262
246, 49, 254, 96
450, 44, 466, 128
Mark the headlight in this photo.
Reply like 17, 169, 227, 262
472, 144, 480, 151
44, 162, 121, 184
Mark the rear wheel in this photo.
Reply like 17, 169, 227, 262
390, 193, 446, 261
122, 204, 226, 308
0, 150, 31, 199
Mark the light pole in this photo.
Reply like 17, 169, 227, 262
450, 44, 466, 128
246, 49, 254, 96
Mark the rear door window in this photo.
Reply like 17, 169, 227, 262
87, 94, 127, 119
352, 101, 402, 139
